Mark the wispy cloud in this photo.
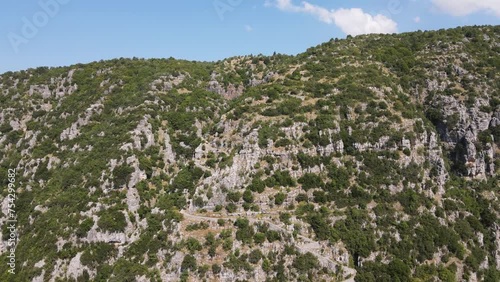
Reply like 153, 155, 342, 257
414, 16, 421, 23
265, 0, 398, 36
244, 25, 253, 32
431, 0, 500, 17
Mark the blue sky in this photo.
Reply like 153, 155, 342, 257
0, 0, 499, 74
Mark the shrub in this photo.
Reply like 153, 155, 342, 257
279, 213, 291, 225
273, 171, 295, 187
227, 191, 242, 203
181, 255, 197, 272
113, 165, 133, 188
226, 203, 237, 213
266, 230, 281, 242
274, 193, 286, 205
235, 218, 254, 244
186, 222, 209, 231
243, 189, 254, 203
293, 252, 319, 273
254, 232, 266, 244
97, 209, 127, 233
298, 173, 323, 191
295, 193, 308, 202
248, 249, 263, 264
76, 218, 94, 237
212, 264, 221, 274
248, 178, 266, 193
185, 237, 202, 253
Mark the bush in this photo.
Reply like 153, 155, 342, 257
307, 213, 331, 240
272, 171, 295, 187
293, 252, 319, 273
97, 209, 127, 233
313, 191, 327, 203
226, 203, 237, 213
226, 191, 242, 203
258, 124, 279, 148
181, 255, 197, 272
266, 230, 281, 242
171, 166, 204, 194
295, 193, 308, 202
248, 178, 266, 193
254, 232, 266, 244
298, 173, 323, 191
113, 165, 133, 188
279, 213, 291, 225
274, 193, 286, 205
81, 243, 116, 267
0, 123, 13, 133
212, 264, 221, 274
243, 189, 254, 203
217, 219, 225, 226
248, 249, 263, 264
76, 218, 94, 237
235, 218, 254, 244
185, 237, 202, 253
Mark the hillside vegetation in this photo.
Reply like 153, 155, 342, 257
0, 25, 499, 282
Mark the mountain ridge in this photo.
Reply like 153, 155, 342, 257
0, 25, 499, 281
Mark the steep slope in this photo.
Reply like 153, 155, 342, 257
0, 25, 499, 282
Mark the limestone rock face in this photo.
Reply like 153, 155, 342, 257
67, 253, 86, 280
208, 72, 245, 99
29, 85, 51, 99
495, 223, 500, 270
131, 116, 155, 150
427, 92, 497, 178
85, 229, 127, 244
60, 99, 104, 141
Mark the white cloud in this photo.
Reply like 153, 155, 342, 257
332, 8, 398, 36
431, 0, 500, 17
414, 16, 421, 23
266, 0, 398, 36
245, 25, 253, 32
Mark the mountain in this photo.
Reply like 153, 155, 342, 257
0, 25, 499, 282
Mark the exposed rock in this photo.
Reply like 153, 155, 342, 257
86, 228, 127, 244
29, 85, 51, 99
125, 156, 145, 214
150, 73, 188, 91
208, 72, 245, 99
130, 116, 155, 150
32, 270, 45, 282
495, 223, 500, 269
60, 99, 104, 141
47, 156, 61, 170
67, 253, 85, 280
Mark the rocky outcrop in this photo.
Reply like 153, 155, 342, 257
208, 72, 245, 99
85, 228, 127, 244
29, 85, 51, 99
495, 223, 500, 270
150, 73, 188, 92
427, 131, 448, 190
60, 98, 104, 141
126, 155, 145, 211
428, 93, 497, 178
130, 116, 155, 150
67, 253, 86, 280
158, 128, 176, 164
